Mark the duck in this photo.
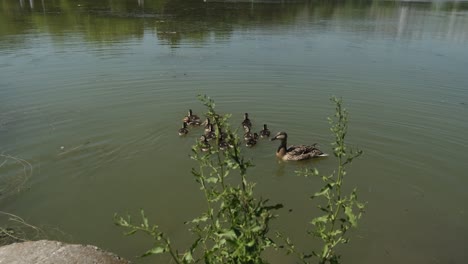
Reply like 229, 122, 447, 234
218, 135, 229, 151
203, 117, 211, 130
243, 126, 253, 141
241, 113, 252, 129
259, 124, 271, 138
270, 132, 328, 161
183, 109, 201, 126
227, 133, 237, 149
199, 135, 211, 152
178, 122, 189, 136
217, 128, 228, 140
246, 133, 259, 148
204, 124, 216, 140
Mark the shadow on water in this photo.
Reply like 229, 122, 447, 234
1, 0, 468, 48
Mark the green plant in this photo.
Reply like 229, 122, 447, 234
115, 95, 282, 263
116, 95, 365, 264
280, 96, 365, 264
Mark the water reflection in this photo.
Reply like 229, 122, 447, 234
1, 0, 467, 48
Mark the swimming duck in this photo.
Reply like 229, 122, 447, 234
270, 132, 328, 161
246, 133, 259, 148
178, 122, 189, 136
203, 117, 211, 130
241, 113, 252, 129
204, 124, 216, 140
259, 124, 271, 138
199, 135, 211, 152
243, 126, 253, 141
183, 109, 201, 126
227, 133, 237, 149
218, 135, 229, 151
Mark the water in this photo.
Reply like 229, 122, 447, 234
1, 0, 468, 263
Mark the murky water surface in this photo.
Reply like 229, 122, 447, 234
1, 0, 468, 263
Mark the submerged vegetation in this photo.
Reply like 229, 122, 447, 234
116, 95, 365, 263
0, 154, 33, 201
0, 155, 64, 246
0, 211, 46, 246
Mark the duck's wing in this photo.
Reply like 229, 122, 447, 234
286, 145, 309, 155
286, 145, 327, 160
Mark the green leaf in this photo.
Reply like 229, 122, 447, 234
216, 229, 237, 240
190, 215, 209, 224
142, 246, 167, 257
124, 229, 138, 236
205, 177, 218, 184
141, 209, 149, 228
183, 251, 194, 262
311, 215, 329, 225
311, 187, 330, 199
251, 225, 262, 233
345, 206, 357, 227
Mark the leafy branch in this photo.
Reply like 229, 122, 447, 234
279, 97, 365, 264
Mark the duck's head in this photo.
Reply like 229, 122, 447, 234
188, 109, 193, 116
182, 122, 188, 128
271, 131, 288, 141
263, 124, 268, 130
244, 113, 249, 119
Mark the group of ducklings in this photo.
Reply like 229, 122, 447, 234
241, 113, 271, 147
179, 109, 327, 161
179, 109, 231, 151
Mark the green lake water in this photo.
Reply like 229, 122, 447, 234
1, 0, 468, 263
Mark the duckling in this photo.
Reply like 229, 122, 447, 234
204, 119, 213, 133
199, 135, 211, 152
259, 124, 271, 138
203, 117, 211, 129
204, 124, 216, 140
241, 113, 252, 129
227, 133, 237, 148
189, 119, 201, 126
270, 132, 328, 161
246, 133, 259, 148
243, 126, 253, 141
183, 109, 201, 126
217, 128, 228, 140
178, 122, 189, 136
218, 135, 229, 151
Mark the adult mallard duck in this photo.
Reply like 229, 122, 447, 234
271, 132, 328, 161
241, 113, 252, 129
259, 124, 271, 138
183, 109, 201, 126
178, 122, 189, 136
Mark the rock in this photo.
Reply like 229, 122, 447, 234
0, 240, 130, 264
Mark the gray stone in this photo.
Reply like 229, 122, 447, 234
0, 240, 130, 264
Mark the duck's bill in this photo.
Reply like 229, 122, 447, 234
270, 136, 278, 141
318, 153, 329, 157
